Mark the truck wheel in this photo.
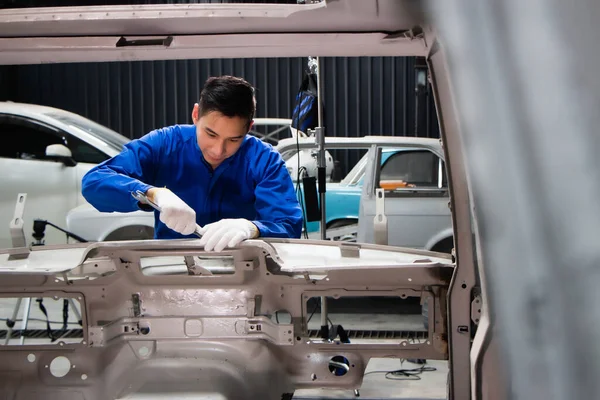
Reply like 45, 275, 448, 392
327, 219, 358, 242
431, 237, 454, 254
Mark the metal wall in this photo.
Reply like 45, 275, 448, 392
0, 56, 439, 174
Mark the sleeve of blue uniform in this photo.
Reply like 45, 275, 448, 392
81, 130, 162, 213
252, 152, 303, 239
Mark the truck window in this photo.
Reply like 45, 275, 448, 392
379, 149, 446, 188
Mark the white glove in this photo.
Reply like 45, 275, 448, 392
198, 219, 258, 252
151, 188, 197, 235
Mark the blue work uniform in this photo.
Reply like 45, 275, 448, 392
81, 124, 303, 240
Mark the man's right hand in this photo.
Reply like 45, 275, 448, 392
147, 188, 197, 235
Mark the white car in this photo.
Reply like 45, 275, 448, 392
250, 118, 335, 182
66, 118, 334, 242
0, 101, 129, 249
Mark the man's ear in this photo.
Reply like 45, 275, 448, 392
191, 103, 199, 124
247, 119, 254, 132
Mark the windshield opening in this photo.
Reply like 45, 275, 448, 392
340, 152, 369, 186
44, 111, 129, 151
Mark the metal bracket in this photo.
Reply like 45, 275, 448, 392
116, 36, 173, 48
373, 188, 388, 245
471, 295, 482, 325
8, 193, 29, 260
340, 242, 361, 258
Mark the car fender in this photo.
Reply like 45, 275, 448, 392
66, 204, 154, 242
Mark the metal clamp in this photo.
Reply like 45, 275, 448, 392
373, 188, 388, 245
8, 193, 30, 260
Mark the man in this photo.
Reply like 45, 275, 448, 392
81, 75, 303, 251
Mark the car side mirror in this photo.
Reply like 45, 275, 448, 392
46, 144, 76, 167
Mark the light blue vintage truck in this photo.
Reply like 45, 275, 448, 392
276, 136, 453, 253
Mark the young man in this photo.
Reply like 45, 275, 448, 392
81, 75, 303, 252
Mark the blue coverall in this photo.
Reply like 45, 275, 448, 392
81, 124, 303, 240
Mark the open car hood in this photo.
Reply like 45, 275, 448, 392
0, 0, 431, 64
0, 1, 495, 399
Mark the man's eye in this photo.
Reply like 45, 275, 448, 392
230, 139, 240, 143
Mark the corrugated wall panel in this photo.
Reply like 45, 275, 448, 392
0, 57, 439, 175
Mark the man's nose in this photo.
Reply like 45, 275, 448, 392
214, 140, 226, 156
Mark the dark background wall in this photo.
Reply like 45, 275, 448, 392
0, 56, 439, 174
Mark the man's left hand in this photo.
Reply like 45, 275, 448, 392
198, 219, 259, 252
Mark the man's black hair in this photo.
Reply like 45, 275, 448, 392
198, 75, 256, 127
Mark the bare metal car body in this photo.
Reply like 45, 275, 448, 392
0, 239, 452, 399
0, 1, 501, 399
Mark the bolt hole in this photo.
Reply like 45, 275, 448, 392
461, 283, 467, 289
328, 355, 350, 377
49, 356, 71, 378
311, 373, 317, 381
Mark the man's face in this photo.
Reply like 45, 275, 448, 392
192, 104, 253, 169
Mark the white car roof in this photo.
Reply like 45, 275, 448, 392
276, 135, 443, 158
0, 101, 129, 156
0, 101, 79, 119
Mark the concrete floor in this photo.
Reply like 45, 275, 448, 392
294, 357, 448, 399
0, 297, 448, 399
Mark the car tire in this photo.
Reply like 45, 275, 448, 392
431, 237, 454, 254
326, 219, 358, 242
104, 225, 154, 241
